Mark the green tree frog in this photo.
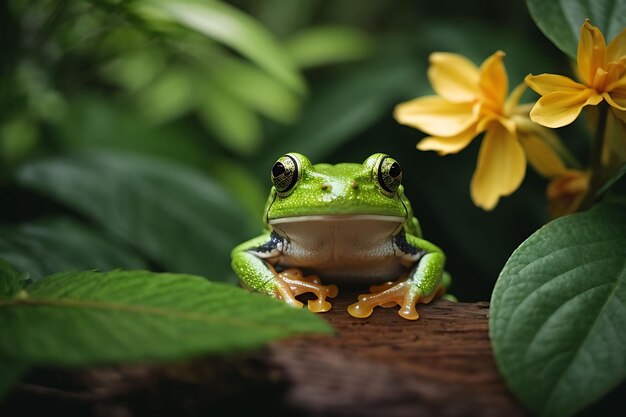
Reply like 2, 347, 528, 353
231, 153, 450, 320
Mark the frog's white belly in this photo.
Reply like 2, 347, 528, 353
269, 215, 406, 283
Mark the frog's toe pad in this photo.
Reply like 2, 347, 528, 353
347, 301, 374, 318
308, 298, 333, 313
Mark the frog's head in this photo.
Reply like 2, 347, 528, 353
265, 153, 409, 224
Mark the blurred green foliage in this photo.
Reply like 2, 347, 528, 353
0, 0, 581, 300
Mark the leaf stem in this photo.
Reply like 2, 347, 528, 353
580, 102, 609, 210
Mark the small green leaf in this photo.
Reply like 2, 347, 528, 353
137, 69, 196, 123
0, 218, 148, 282
285, 26, 372, 69
15, 151, 256, 280
0, 260, 22, 299
139, 0, 305, 94
526, 0, 626, 58
490, 203, 626, 417
198, 78, 263, 156
0, 270, 331, 366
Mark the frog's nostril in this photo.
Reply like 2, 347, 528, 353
351, 181, 359, 190
321, 183, 331, 191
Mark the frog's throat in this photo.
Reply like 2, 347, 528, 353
268, 214, 405, 224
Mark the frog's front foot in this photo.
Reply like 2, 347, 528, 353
348, 278, 445, 320
274, 268, 338, 313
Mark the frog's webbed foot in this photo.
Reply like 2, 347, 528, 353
274, 268, 338, 313
348, 277, 445, 320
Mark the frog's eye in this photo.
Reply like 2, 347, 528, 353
376, 156, 402, 194
271, 155, 299, 195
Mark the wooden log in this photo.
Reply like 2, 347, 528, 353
267, 296, 526, 417
0, 296, 527, 417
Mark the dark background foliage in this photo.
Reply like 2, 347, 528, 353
0, 0, 590, 301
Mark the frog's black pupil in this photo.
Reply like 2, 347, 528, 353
389, 162, 401, 178
272, 162, 285, 177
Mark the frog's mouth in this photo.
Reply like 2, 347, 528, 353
268, 214, 405, 225
268, 214, 407, 241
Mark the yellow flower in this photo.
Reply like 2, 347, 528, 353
546, 169, 590, 217
526, 21, 626, 128
394, 51, 566, 210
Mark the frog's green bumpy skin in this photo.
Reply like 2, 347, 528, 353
230, 153, 450, 320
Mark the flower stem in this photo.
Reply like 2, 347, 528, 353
580, 102, 609, 210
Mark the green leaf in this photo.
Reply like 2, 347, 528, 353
0, 218, 148, 282
0, 260, 22, 299
206, 55, 301, 124
137, 68, 196, 123
57, 95, 209, 170
0, 270, 331, 366
285, 26, 372, 69
198, 78, 263, 156
490, 203, 626, 417
138, 0, 305, 94
526, 0, 626, 58
15, 151, 256, 281
262, 57, 421, 165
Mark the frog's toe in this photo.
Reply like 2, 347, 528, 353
369, 275, 408, 307
349, 281, 446, 320
274, 282, 304, 308
348, 282, 408, 319
277, 269, 338, 313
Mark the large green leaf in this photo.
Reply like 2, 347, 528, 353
0, 218, 148, 281
15, 151, 256, 281
285, 26, 372, 69
58, 95, 210, 170
261, 57, 422, 167
138, 0, 305, 94
526, 0, 626, 58
0, 270, 331, 396
490, 203, 626, 417
0, 260, 22, 298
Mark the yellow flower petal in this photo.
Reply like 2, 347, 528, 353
518, 132, 567, 178
603, 92, 626, 111
394, 96, 480, 137
529, 89, 603, 128
477, 116, 516, 135
547, 170, 590, 217
470, 123, 526, 210
428, 52, 480, 103
504, 82, 527, 116
416, 125, 478, 155
479, 51, 508, 110
607, 27, 626, 63
577, 21, 607, 86
524, 74, 586, 95
607, 74, 626, 92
